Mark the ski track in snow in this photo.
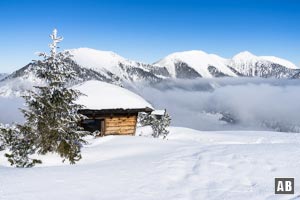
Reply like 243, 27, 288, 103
1, 127, 300, 200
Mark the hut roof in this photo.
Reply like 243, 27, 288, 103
73, 80, 153, 110
78, 107, 153, 116
151, 109, 166, 116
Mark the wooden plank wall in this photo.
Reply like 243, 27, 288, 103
104, 115, 137, 135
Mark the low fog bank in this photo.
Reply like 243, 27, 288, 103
128, 78, 300, 133
1, 78, 300, 133
0, 97, 24, 124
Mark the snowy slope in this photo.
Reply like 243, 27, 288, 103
70, 48, 134, 75
154, 50, 237, 78
1, 127, 300, 199
0, 73, 7, 81
261, 56, 298, 69
70, 48, 169, 82
74, 80, 153, 110
0, 68, 45, 97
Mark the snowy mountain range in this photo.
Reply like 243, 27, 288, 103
154, 50, 299, 78
0, 48, 299, 96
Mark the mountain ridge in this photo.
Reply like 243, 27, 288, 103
0, 48, 299, 97
155, 50, 299, 78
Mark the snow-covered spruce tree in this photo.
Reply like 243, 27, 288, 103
138, 111, 171, 139
4, 29, 91, 167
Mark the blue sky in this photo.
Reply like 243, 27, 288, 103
0, 0, 299, 73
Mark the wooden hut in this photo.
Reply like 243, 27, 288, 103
79, 107, 153, 136
74, 80, 154, 136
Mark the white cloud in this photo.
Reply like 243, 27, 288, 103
130, 78, 300, 132
0, 97, 24, 124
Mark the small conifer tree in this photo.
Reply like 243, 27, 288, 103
3, 29, 91, 167
138, 110, 171, 139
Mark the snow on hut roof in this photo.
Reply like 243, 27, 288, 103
151, 109, 166, 116
73, 80, 153, 110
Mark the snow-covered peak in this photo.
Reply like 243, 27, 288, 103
156, 50, 222, 66
229, 51, 261, 74
232, 51, 257, 61
74, 80, 153, 110
69, 48, 134, 75
154, 50, 237, 78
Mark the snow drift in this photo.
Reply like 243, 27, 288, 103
1, 127, 300, 199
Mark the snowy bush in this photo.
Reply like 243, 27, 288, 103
138, 110, 171, 139
1, 124, 42, 167
0, 124, 5, 151
0, 123, 12, 151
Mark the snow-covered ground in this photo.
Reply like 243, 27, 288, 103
1, 127, 300, 200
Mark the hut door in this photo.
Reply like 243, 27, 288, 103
81, 119, 101, 133
100, 119, 105, 136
